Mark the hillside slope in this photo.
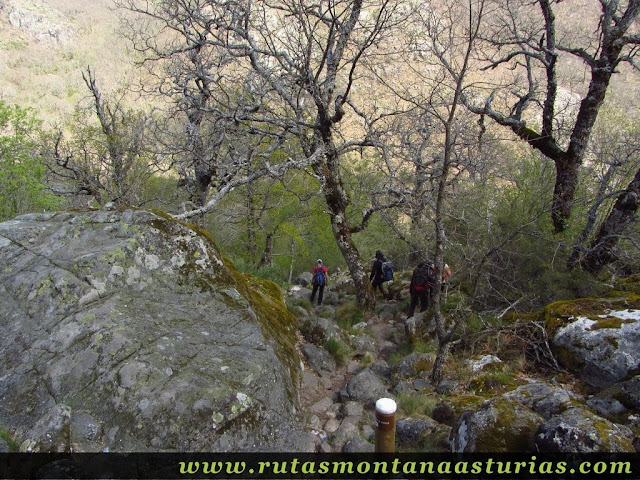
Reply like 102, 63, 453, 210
0, 0, 133, 122
1, 0, 638, 126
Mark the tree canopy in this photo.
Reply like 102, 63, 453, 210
2, 0, 638, 314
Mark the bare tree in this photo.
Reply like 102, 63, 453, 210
48, 67, 158, 207
426, 0, 487, 385
464, 0, 640, 234
568, 120, 640, 273
117, 0, 249, 210
118, 0, 409, 308
379, 0, 486, 383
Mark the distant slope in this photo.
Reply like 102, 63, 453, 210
0, 0, 637, 126
0, 0, 135, 123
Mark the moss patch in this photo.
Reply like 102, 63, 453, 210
468, 372, 524, 396
147, 210, 300, 399
611, 275, 640, 296
542, 296, 640, 338
0, 425, 18, 452
590, 316, 635, 330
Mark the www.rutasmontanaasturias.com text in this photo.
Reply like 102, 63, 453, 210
177, 455, 633, 477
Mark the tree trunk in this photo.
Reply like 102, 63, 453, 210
330, 210, 375, 309
551, 155, 581, 233
430, 337, 450, 386
580, 167, 640, 275
318, 145, 376, 310
258, 232, 274, 268
192, 163, 213, 208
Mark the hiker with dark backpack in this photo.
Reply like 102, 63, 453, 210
407, 261, 433, 318
369, 250, 392, 300
310, 259, 328, 306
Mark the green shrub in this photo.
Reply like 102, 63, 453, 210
397, 393, 439, 417
335, 301, 365, 332
325, 337, 349, 366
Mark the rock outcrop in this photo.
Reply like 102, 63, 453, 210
0, 209, 310, 452
546, 300, 640, 387
3, 0, 74, 45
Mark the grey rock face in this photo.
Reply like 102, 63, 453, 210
534, 407, 636, 452
5, 0, 74, 44
503, 382, 574, 419
450, 398, 544, 452
551, 311, 640, 387
0, 210, 306, 452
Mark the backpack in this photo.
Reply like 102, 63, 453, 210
412, 265, 431, 292
381, 260, 394, 281
312, 267, 326, 286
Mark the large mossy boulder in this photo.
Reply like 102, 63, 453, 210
543, 298, 640, 388
450, 398, 544, 452
0, 209, 309, 452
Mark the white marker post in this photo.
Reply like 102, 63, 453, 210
375, 397, 397, 453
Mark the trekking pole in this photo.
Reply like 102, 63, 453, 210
374, 398, 397, 453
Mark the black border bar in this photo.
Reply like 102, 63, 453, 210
1, 452, 639, 479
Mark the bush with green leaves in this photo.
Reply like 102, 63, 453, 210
0, 102, 60, 221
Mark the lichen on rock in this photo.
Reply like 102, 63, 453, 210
546, 302, 640, 387
0, 209, 309, 452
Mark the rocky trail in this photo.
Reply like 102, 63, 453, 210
297, 304, 403, 452
288, 278, 640, 453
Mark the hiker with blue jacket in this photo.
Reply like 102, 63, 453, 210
370, 250, 392, 300
310, 259, 328, 306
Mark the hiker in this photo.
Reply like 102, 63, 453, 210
442, 262, 452, 293
310, 259, 328, 306
407, 261, 433, 318
369, 250, 391, 300
442, 263, 452, 283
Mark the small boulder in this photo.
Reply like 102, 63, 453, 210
301, 344, 337, 375
534, 407, 636, 452
341, 368, 390, 408
450, 398, 544, 452
503, 382, 574, 419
